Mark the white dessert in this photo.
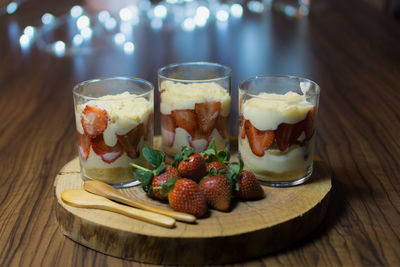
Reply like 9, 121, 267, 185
239, 91, 315, 183
160, 81, 230, 155
75, 92, 153, 184
243, 92, 313, 130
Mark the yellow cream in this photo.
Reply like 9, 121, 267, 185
243, 92, 313, 130
160, 81, 230, 116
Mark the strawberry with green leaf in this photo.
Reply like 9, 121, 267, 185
172, 146, 206, 183
166, 178, 208, 218
199, 169, 232, 211
130, 147, 179, 200
227, 157, 265, 200
201, 141, 230, 174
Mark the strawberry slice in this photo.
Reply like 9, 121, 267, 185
171, 110, 197, 136
117, 123, 144, 159
80, 105, 108, 138
77, 131, 91, 161
92, 135, 123, 163
245, 120, 275, 157
305, 106, 316, 140
275, 123, 294, 152
161, 113, 176, 147
239, 116, 246, 139
195, 101, 221, 135
216, 115, 228, 138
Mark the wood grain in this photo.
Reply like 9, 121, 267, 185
1, 0, 400, 266
53, 138, 331, 264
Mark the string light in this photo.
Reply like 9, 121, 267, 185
70, 5, 83, 18
6, 2, 18, 14
123, 42, 135, 54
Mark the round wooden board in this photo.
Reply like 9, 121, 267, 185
54, 137, 331, 265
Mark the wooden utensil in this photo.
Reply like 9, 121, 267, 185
83, 180, 196, 223
61, 189, 176, 228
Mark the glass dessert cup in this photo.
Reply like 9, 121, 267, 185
158, 62, 232, 157
73, 77, 154, 188
238, 75, 320, 187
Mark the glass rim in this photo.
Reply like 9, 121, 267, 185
72, 76, 154, 100
239, 74, 320, 98
158, 61, 232, 83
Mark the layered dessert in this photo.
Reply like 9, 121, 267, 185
75, 92, 153, 184
160, 80, 230, 156
239, 91, 316, 183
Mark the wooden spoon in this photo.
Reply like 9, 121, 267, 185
61, 189, 176, 228
84, 180, 196, 223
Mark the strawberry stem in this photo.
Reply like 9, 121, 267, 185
130, 163, 151, 173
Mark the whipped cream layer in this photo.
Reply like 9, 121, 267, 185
76, 92, 153, 147
160, 81, 230, 116
243, 92, 313, 130
239, 135, 315, 176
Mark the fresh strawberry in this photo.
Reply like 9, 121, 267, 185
305, 106, 316, 140
234, 170, 265, 200
77, 131, 91, 161
117, 123, 144, 158
168, 178, 208, 218
144, 112, 154, 141
171, 110, 197, 136
161, 113, 176, 147
131, 147, 172, 199
216, 115, 228, 138
199, 174, 232, 211
206, 161, 228, 174
245, 120, 275, 157
91, 135, 123, 163
151, 165, 179, 201
195, 101, 221, 135
177, 152, 207, 183
80, 105, 108, 137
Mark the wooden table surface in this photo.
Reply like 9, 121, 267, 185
1, 0, 400, 266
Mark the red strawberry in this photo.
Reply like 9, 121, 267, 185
245, 120, 275, 157
117, 123, 144, 158
77, 131, 91, 161
161, 113, 176, 147
151, 165, 179, 201
275, 119, 306, 152
144, 112, 154, 141
91, 135, 123, 163
177, 152, 207, 183
199, 174, 232, 211
80, 105, 108, 137
171, 110, 197, 136
206, 161, 228, 174
234, 170, 264, 200
216, 115, 228, 138
168, 178, 208, 218
305, 106, 316, 140
195, 101, 221, 135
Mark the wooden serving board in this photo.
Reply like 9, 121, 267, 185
54, 137, 331, 265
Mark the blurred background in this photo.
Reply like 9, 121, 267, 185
0, 0, 398, 135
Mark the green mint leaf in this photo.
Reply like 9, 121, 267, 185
142, 147, 165, 168
133, 169, 154, 192
217, 150, 230, 164
208, 167, 218, 176
154, 162, 166, 176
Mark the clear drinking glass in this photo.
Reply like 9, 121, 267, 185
158, 62, 232, 157
73, 77, 154, 188
238, 75, 320, 187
